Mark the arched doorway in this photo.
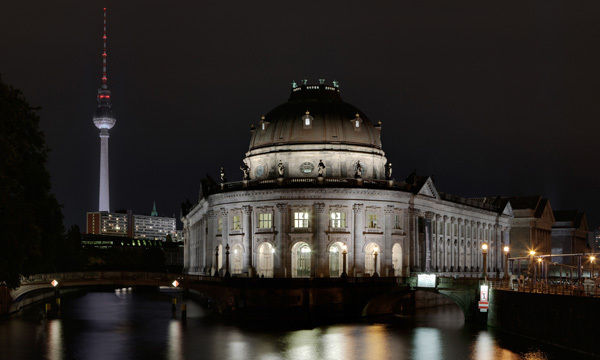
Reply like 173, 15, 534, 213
329, 242, 345, 277
257, 242, 274, 278
291, 242, 311, 278
392, 243, 402, 276
231, 244, 244, 275
217, 244, 223, 275
364, 242, 381, 276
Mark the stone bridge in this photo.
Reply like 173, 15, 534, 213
5, 272, 485, 323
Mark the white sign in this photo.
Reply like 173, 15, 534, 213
480, 284, 489, 302
417, 274, 436, 288
479, 284, 489, 312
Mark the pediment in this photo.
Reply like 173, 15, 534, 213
502, 202, 514, 217
417, 177, 439, 199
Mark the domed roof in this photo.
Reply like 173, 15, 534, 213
249, 82, 382, 151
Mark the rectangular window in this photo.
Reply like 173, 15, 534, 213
232, 215, 241, 230
217, 217, 223, 233
258, 213, 272, 229
294, 211, 309, 228
330, 211, 346, 228
367, 214, 378, 228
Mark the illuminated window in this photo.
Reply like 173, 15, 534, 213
330, 211, 346, 228
258, 213, 272, 229
294, 211, 309, 228
302, 111, 313, 129
217, 217, 223, 233
367, 214, 378, 228
232, 215, 241, 230
394, 214, 401, 229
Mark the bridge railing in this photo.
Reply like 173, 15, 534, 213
20, 271, 175, 285
491, 277, 600, 297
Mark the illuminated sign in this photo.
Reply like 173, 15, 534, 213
417, 274, 436, 288
478, 284, 489, 312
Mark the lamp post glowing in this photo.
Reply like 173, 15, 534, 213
172, 280, 179, 288
481, 243, 488, 281
528, 250, 536, 288
372, 246, 380, 277
51, 280, 59, 288
590, 256, 596, 279
225, 243, 231, 278
341, 244, 348, 278
503, 246, 510, 280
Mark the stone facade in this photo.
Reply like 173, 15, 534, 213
183, 185, 512, 278
182, 81, 512, 278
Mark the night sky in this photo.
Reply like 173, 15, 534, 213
2, 1, 599, 230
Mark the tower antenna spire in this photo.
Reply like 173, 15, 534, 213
101, 7, 108, 89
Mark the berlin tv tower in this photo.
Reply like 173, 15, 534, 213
92, 8, 116, 212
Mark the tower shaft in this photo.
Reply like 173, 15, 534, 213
99, 130, 110, 211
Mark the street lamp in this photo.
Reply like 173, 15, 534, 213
372, 246, 380, 277
503, 246, 510, 280
225, 243, 231, 278
341, 244, 348, 278
481, 243, 488, 281
590, 256, 596, 279
172, 280, 179, 288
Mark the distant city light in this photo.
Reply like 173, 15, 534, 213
51, 280, 59, 287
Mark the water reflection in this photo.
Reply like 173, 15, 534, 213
46, 320, 63, 360
412, 327, 441, 360
0, 292, 587, 360
167, 320, 183, 360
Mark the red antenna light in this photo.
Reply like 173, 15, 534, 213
100, 8, 108, 90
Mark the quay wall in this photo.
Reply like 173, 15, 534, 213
488, 289, 600, 356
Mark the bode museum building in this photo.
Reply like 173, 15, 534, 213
182, 81, 514, 278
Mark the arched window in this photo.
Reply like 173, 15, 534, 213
291, 242, 311, 278
329, 242, 345, 277
257, 242, 274, 278
392, 243, 402, 276
231, 244, 244, 275
364, 242, 380, 276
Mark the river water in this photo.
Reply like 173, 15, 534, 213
0, 290, 590, 360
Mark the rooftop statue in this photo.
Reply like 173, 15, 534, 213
219, 167, 226, 183
355, 161, 363, 179
317, 160, 326, 177
386, 162, 393, 180
277, 161, 285, 178
240, 162, 250, 180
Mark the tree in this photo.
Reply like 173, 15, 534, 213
0, 76, 64, 288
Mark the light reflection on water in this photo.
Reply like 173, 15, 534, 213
0, 291, 581, 360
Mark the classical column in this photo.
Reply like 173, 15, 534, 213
183, 224, 190, 273
313, 202, 326, 277
352, 204, 364, 276
384, 206, 394, 276
243, 205, 254, 276
441, 215, 448, 272
424, 211, 433, 272
206, 210, 215, 275
275, 203, 288, 277
457, 218, 464, 272
434, 214, 441, 271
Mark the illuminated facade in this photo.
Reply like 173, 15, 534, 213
182, 81, 513, 277
87, 206, 178, 241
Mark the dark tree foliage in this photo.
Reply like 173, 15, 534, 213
0, 76, 65, 288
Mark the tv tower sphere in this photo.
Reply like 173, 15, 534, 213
93, 8, 116, 212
